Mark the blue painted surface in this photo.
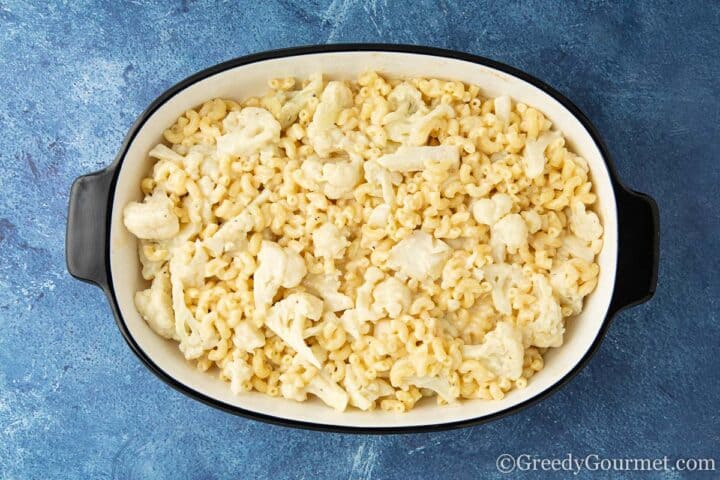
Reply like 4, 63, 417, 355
0, 1, 718, 478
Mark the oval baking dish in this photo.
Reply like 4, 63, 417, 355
66, 44, 659, 433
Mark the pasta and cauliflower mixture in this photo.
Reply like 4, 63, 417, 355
123, 72, 603, 412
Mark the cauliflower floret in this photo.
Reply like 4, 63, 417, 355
386, 83, 426, 117
492, 213, 529, 252
522, 209, 542, 234
550, 262, 584, 315
277, 73, 323, 127
148, 143, 185, 164
471, 193, 513, 226
382, 83, 456, 146
520, 274, 564, 348
386, 103, 456, 146
171, 143, 218, 182
170, 240, 207, 288
169, 243, 218, 359
463, 321, 524, 380
253, 241, 307, 311
280, 359, 349, 411
223, 355, 254, 395
339, 267, 384, 339
307, 81, 353, 157
372, 276, 412, 319
302, 273, 353, 312
376, 145, 460, 173
232, 320, 266, 352
301, 154, 361, 200
522, 130, 561, 178
343, 368, 394, 411
367, 204, 391, 227
138, 240, 167, 280
407, 374, 458, 403
363, 160, 400, 205
320, 155, 362, 199
312, 223, 349, 260
389, 358, 459, 403
388, 231, 451, 281
216, 107, 281, 158
494, 95, 512, 124
123, 191, 179, 240
482, 263, 528, 316
134, 266, 177, 340
559, 234, 595, 262
265, 293, 324, 368
569, 200, 603, 242
204, 189, 271, 256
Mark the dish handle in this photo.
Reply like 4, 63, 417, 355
608, 186, 660, 316
65, 167, 116, 290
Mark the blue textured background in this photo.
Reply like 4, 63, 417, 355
1, 1, 718, 478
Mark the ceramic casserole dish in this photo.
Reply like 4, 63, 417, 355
66, 44, 659, 433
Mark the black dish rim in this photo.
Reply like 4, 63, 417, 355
82, 44, 657, 434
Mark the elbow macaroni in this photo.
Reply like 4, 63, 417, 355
123, 72, 603, 412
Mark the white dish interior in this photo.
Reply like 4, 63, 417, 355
109, 51, 618, 429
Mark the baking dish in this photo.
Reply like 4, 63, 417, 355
66, 44, 659, 433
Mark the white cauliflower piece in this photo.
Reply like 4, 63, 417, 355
180, 144, 207, 180
123, 191, 179, 240
386, 103, 456, 146
301, 154, 361, 200
482, 263, 528, 315
494, 95, 512, 124
204, 189, 271, 256
343, 368, 394, 411
223, 356, 253, 395
367, 204, 391, 227
382, 83, 456, 146
280, 359, 349, 411
521, 274, 564, 348
216, 107, 281, 158
388, 231, 451, 281
407, 375, 458, 403
471, 193, 513, 226
170, 240, 207, 288
302, 273, 353, 312
312, 223, 349, 260
363, 160, 399, 205
372, 276, 412, 319
265, 293, 324, 368
138, 240, 166, 280
522, 209, 543, 234
307, 81, 353, 157
550, 262, 584, 315
491, 213, 529, 252
169, 243, 217, 359
232, 320, 266, 352
277, 73, 323, 127
569, 200, 603, 242
134, 266, 177, 340
385, 83, 426, 117
320, 155, 361, 199
299, 156, 323, 191
376, 145, 460, 173
463, 321, 524, 380
389, 358, 459, 403
559, 234, 595, 262
522, 130, 561, 178
148, 143, 185, 164
253, 241, 307, 311
339, 267, 384, 339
